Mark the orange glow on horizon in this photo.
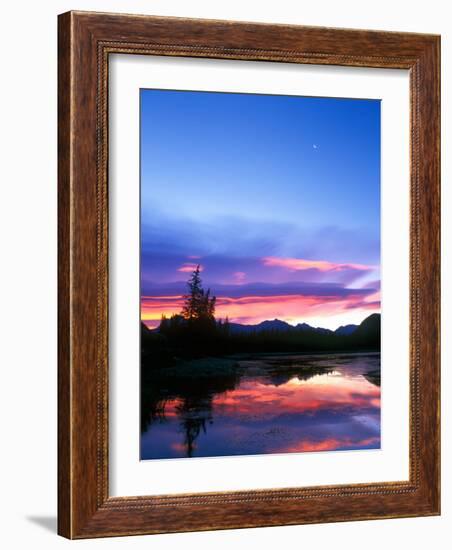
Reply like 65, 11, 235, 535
141, 292, 380, 330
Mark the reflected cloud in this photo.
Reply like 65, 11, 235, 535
141, 354, 381, 459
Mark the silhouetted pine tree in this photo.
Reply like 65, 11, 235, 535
181, 265, 216, 323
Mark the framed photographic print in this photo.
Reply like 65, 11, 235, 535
58, 11, 440, 538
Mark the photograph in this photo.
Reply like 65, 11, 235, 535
139, 89, 382, 460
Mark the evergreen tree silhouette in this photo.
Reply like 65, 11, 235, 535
181, 265, 216, 322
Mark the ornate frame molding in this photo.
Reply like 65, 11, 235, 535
58, 11, 440, 538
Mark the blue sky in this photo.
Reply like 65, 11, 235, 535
140, 89, 381, 329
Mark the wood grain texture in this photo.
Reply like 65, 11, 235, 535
57, 11, 440, 539
57, 10, 72, 538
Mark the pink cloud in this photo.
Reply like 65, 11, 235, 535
263, 256, 374, 273
177, 263, 203, 273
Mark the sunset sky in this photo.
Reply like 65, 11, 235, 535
140, 89, 380, 330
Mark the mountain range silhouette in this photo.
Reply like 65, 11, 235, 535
227, 313, 379, 337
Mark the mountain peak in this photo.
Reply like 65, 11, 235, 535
335, 324, 358, 336
296, 322, 313, 330
226, 313, 380, 338
257, 319, 292, 330
352, 313, 381, 346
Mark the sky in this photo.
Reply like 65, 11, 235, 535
140, 89, 381, 330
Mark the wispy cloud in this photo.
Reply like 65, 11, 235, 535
142, 280, 377, 299
262, 256, 374, 273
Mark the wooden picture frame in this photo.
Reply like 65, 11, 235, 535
58, 10, 440, 539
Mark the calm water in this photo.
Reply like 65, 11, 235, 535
141, 352, 380, 459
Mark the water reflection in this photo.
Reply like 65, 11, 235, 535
141, 353, 380, 459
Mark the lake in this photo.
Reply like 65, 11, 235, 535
140, 352, 380, 460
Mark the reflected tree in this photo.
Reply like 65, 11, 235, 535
176, 396, 213, 457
